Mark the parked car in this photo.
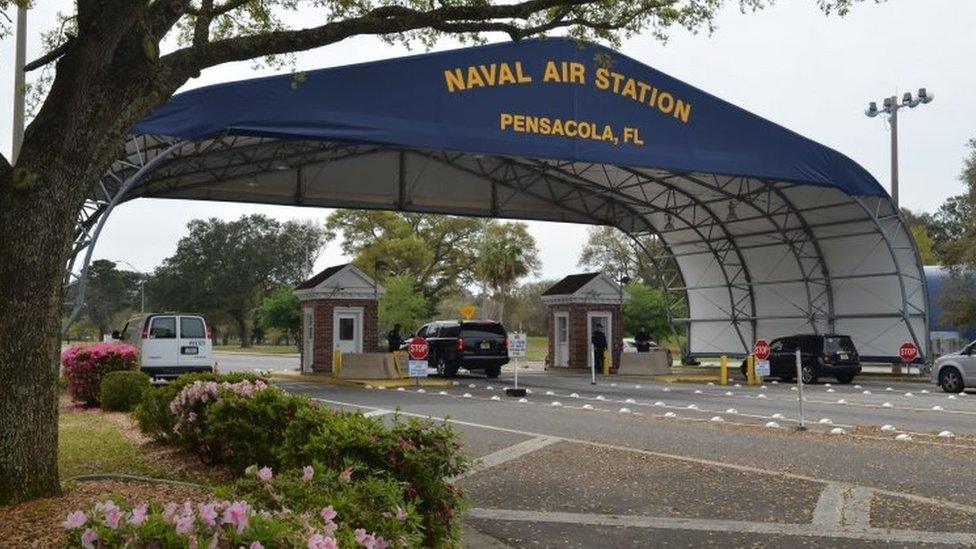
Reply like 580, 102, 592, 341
412, 320, 509, 378
739, 334, 861, 384
114, 313, 215, 380
931, 340, 976, 393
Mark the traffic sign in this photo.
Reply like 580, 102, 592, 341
754, 339, 771, 361
507, 332, 527, 358
407, 337, 429, 361
755, 359, 770, 377
408, 360, 428, 378
460, 304, 476, 319
899, 341, 919, 363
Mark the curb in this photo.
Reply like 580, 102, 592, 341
271, 370, 453, 388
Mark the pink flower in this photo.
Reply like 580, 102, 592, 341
395, 506, 408, 521
188, 536, 199, 549
61, 510, 86, 530
258, 467, 273, 482
104, 504, 122, 529
129, 504, 147, 526
176, 513, 195, 535
308, 534, 338, 549
198, 502, 218, 527
355, 528, 376, 548
250, 542, 264, 549
302, 465, 314, 482
320, 505, 337, 523
222, 500, 250, 533
208, 533, 220, 549
339, 467, 353, 483
163, 502, 179, 521
81, 528, 98, 549
323, 520, 337, 536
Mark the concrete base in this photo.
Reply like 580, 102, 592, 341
337, 352, 400, 380
617, 350, 672, 376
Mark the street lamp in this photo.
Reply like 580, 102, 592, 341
864, 88, 934, 207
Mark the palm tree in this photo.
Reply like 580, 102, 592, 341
476, 222, 541, 324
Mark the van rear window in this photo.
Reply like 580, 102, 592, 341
150, 317, 176, 339
181, 317, 206, 339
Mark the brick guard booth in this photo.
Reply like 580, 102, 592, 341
294, 263, 386, 375
542, 272, 624, 372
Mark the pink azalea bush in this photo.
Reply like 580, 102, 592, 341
61, 488, 415, 548
61, 342, 139, 406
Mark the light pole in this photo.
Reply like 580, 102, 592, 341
865, 88, 934, 207
12, 4, 26, 162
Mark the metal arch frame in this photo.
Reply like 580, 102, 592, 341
659, 171, 834, 334
62, 134, 931, 361
850, 195, 930, 359
62, 139, 185, 334
406, 150, 695, 348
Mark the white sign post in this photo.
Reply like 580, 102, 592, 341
506, 331, 527, 397
795, 349, 806, 431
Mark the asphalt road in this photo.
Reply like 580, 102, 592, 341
260, 371, 976, 548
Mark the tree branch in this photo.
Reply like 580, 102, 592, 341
161, 0, 602, 74
24, 36, 74, 72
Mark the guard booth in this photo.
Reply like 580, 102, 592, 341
294, 263, 384, 374
542, 273, 624, 371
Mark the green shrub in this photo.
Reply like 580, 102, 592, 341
134, 371, 267, 442
100, 371, 151, 411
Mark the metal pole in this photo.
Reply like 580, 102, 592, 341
889, 97, 899, 208
140, 280, 145, 313
795, 349, 806, 431
12, 5, 26, 163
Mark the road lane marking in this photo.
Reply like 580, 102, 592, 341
451, 436, 557, 482
304, 393, 976, 518
467, 508, 976, 545
363, 409, 393, 418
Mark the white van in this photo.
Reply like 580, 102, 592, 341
114, 313, 215, 379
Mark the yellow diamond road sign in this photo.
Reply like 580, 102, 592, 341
460, 304, 476, 319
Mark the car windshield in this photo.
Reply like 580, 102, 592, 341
824, 337, 856, 354
462, 323, 506, 339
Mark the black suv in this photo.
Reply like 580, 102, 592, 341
414, 320, 509, 378
740, 334, 861, 384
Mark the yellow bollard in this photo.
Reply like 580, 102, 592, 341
602, 349, 610, 376
720, 355, 728, 386
333, 349, 342, 378
747, 354, 756, 386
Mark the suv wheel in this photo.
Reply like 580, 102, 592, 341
800, 363, 818, 384
435, 356, 459, 378
939, 367, 964, 394
485, 365, 501, 378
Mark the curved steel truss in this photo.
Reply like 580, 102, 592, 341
65, 135, 929, 361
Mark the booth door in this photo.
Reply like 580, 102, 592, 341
554, 313, 569, 366
334, 308, 363, 354
302, 307, 314, 372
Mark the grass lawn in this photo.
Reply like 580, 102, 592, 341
58, 411, 159, 480
526, 336, 547, 362
213, 344, 299, 354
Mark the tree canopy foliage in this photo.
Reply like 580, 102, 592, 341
577, 226, 661, 285
146, 214, 324, 346
79, 259, 144, 337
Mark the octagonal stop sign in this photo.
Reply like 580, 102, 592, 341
899, 341, 919, 363
754, 339, 771, 361
408, 337, 429, 361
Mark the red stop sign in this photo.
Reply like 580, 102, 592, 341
754, 339, 771, 361
899, 341, 919, 363
407, 337, 429, 361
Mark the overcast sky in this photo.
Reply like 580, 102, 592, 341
1, 0, 974, 280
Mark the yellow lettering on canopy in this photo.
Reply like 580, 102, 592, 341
570, 62, 586, 84
515, 62, 532, 83
539, 117, 551, 134
578, 121, 592, 139
636, 81, 652, 103
498, 63, 516, 85
551, 118, 565, 136
601, 125, 615, 141
595, 68, 610, 90
674, 100, 692, 123
479, 64, 497, 86
657, 92, 675, 114
610, 71, 626, 93
444, 68, 465, 92
500, 113, 513, 129
564, 120, 578, 137
466, 66, 486, 88
525, 115, 538, 133
621, 78, 638, 100
543, 61, 561, 82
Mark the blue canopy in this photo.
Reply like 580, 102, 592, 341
134, 37, 884, 197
